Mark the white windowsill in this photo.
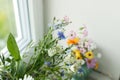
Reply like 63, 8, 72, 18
89, 71, 112, 80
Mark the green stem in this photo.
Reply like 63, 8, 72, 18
27, 27, 53, 74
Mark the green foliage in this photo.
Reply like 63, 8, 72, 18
0, 57, 24, 80
0, 33, 26, 80
7, 33, 21, 61
0, 27, 64, 80
25, 27, 64, 79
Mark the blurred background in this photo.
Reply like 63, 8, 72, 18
0, 0, 17, 50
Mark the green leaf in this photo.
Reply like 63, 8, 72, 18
79, 27, 84, 30
10, 59, 16, 76
16, 61, 26, 78
0, 54, 5, 65
7, 33, 21, 61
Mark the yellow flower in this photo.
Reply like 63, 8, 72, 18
73, 49, 82, 60
67, 37, 79, 45
85, 51, 94, 59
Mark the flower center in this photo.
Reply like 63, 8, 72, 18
88, 60, 91, 63
71, 34, 73, 36
77, 57, 80, 59
88, 53, 91, 56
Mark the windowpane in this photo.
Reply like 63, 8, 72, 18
0, 0, 17, 50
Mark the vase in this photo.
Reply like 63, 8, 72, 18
71, 65, 92, 80
71, 73, 86, 80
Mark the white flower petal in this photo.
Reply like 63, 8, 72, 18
71, 46, 77, 50
80, 59, 85, 65
19, 75, 34, 80
70, 65, 75, 72
70, 64, 78, 72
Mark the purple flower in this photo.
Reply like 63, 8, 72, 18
85, 59, 96, 69
57, 31, 65, 39
68, 30, 76, 39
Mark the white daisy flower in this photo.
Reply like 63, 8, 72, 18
71, 46, 77, 50
19, 75, 34, 80
76, 59, 85, 65
70, 64, 78, 72
48, 48, 56, 57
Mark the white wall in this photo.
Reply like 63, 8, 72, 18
28, 0, 44, 42
43, 0, 120, 80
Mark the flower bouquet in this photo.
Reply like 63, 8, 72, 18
49, 16, 101, 80
0, 16, 101, 80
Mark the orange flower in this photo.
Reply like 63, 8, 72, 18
94, 62, 99, 70
67, 37, 79, 45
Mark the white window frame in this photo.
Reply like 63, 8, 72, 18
14, 0, 32, 51
1, 0, 44, 55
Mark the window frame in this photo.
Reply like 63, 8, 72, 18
14, 0, 32, 52
1, 0, 44, 55
0, 0, 32, 55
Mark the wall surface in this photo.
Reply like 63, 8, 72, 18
43, 0, 120, 80
28, 0, 44, 42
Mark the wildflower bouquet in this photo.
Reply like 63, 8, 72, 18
49, 16, 101, 80
0, 16, 101, 80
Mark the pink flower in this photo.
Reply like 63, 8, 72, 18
85, 42, 90, 48
79, 48, 86, 54
83, 30, 88, 37
85, 58, 97, 69
81, 25, 88, 37
77, 44, 86, 54
63, 16, 69, 22
68, 30, 76, 39
85, 39, 93, 48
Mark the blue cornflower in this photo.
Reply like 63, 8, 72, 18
78, 68, 84, 73
60, 71, 64, 77
44, 62, 51, 67
57, 31, 65, 39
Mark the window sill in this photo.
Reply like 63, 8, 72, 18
89, 71, 112, 80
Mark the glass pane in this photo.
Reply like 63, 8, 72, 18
0, 0, 17, 50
